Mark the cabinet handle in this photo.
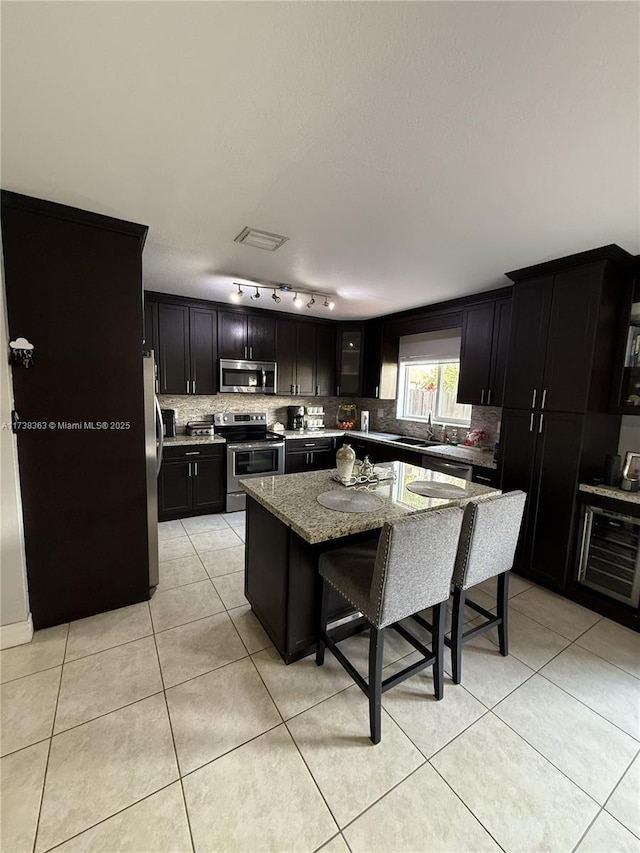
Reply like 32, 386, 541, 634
291, 384, 294, 395
481, 389, 485, 405
249, 346, 253, 359
315, 385, 319, 396
541, 389, 547, 409
336, 385, 340, 397
539, 413, 544, 434
375, 385, 379, 398
475, 475, 492, 483
531, 389, 537, 408
194, 462, 198, 476
185, 451, 200, 456
304, 443, 315, 447
188, 463, 192, 477
529, 413, 535, 432
193, 379, 196, 395
296, 385, 300, 395
487, 389, 492, 405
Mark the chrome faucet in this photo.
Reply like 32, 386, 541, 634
425, 412, 435, 440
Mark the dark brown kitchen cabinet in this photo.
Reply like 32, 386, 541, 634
159, 444, 224, 520
144, 299, 158, 353
315, 323, 336, 396
285, 437, 335, 473
336, 325, 364, 397
362, 320, 399, 400
218, 311, 275, 361
503, 247, 630, 414
276, 319, 333, 396
458, 297, 512, 407
156, 302, 217, 395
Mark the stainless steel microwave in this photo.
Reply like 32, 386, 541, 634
219, 359, 277, 394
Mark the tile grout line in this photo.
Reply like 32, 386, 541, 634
149, 610, 197, 853
32, 621, 70, 853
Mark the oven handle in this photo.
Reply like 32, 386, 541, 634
227, 441, 285, 452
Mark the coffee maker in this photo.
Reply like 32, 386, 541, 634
288, 405, 305, 431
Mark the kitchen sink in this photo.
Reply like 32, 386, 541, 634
391, 437, 441, 448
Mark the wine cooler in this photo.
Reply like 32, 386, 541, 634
577, 505, 640, 607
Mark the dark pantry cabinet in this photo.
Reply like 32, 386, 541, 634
276, 318, 335, 396
2, 190, 150, 628
499, 245, 631, 591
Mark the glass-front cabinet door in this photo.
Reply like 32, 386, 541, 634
337, 326, 364, 396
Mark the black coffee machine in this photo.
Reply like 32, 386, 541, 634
288, 405, 305, 431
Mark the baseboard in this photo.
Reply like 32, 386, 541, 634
0, 613, 34, 649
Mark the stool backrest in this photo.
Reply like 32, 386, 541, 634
453, 491, 527, 590
370, 506, 464, 628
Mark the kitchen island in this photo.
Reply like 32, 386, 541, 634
241, 461, 498, 662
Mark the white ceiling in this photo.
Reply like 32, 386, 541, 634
2, 1, 638, 320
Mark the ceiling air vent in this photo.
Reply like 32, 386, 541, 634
234, 227, 289, 252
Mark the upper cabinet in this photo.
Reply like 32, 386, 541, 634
362, 320, 399, 400
503, 247, 632, 414
218, 311, 275, 361
457, 297, 512, 407
146, 297, 217, 395
336, 325, 364, 397
613, 264, 640, 414
276, 318, 335, 396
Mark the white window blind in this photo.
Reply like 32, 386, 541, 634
398, 329, 462, 362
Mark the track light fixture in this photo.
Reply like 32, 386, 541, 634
229, 282, 335, 311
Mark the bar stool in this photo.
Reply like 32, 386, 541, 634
448, 491, 527, 684
316, 506, 464, 744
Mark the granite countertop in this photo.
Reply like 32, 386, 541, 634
240, 460, 498, 545
279, 429, 497, 469
163, 435, 226, 447
579, 483, 640, 506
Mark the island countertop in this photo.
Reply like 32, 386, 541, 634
240, 460, 498, 545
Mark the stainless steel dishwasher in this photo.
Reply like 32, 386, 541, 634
420, 456, 473, 481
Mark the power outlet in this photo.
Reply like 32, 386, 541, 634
377, 409, 384, 418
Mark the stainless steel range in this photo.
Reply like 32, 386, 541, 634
214, 412, 285, 512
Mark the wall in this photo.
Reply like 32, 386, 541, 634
0, 266, 31, 645
618, 415, 640, 460
158, 392, 501, 447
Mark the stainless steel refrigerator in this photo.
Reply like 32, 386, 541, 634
144, 351, 162, 589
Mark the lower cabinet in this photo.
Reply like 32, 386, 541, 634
159, 444, 225, 520
285, 437, 336, 473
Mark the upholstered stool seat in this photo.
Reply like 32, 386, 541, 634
316, 505, 464, 744
448, 490, 527, 684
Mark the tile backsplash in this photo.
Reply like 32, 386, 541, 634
158, 393, 501, 446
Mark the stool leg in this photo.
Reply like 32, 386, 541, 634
432, 600, 445, 700
369, 626, 384, 744
497, 572, 509, 657
316, 575, 329, 666
451, 587, 465, 685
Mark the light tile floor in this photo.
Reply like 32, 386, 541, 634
1, 511, 639, 853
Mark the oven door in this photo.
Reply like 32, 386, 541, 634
219, 359, 277, 394
227, 441, 285, 494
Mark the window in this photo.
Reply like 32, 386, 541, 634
397, 359, 471, 425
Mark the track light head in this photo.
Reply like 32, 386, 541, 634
250, 286, 261, 301
231, 284, 244, 302
307, 295, 316, 309
271, 290, 281, 303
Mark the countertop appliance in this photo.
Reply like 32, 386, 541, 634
219, 359, 277, 394
160, 408, 176, 438
577, 503, 640, 607
186, 420, 215, 436
214, 412, 285, 512
288, 405, 305, 431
